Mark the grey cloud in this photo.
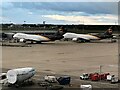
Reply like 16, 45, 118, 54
3, 2, 118, 15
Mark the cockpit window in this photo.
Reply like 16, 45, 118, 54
0, 75, 6, 80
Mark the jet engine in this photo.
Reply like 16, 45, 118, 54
6, 67, 35, 85
72, 38, 78, 41
19, 39, 26, 43
72, 38, 90, 43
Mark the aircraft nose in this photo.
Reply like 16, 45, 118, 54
13, 34, 17, 38
13, 34, 16, 38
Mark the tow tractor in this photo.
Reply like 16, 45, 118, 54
107, 75, 119, 84
80, 73, 89, 80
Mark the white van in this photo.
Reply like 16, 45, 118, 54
0, 73, 8, 84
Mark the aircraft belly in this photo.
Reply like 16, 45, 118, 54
26, 35, 50, 41
87, 35, 99, 40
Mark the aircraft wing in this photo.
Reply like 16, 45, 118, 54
78, 37, 90, 40
76, 34, 90, 40
75, 34, 91, 42
77, 37, 90, 42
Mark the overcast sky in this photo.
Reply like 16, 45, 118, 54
1, 0, 119, 25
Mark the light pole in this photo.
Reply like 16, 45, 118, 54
99, 65, 102, 74
10, 21, 11, 24
23, 21, 26, 30
99, 65, 103, 81
24, 21, 26, 24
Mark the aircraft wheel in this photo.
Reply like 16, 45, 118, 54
17, 39, 19, 43
36, 42, 41, 44
31, 41, 33, 44
7, 84, 12, 87
111, 39, 117, 43
15, 85, 19, 88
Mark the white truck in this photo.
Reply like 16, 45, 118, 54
107, 75, 119, 84
0, 73, 8, 85
80, 85, 92, 90
44, 75, 57, 83
111, 76, 119, 84
80, 73, 89, 80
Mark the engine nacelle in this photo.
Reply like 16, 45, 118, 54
19, 39, 26, 43
72, 38, 78, 41
6, 67, 35, 84
72, 38, 90, 43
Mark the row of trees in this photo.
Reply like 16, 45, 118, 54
0, 24, 119, 33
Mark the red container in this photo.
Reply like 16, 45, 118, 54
91, 74, 100, 81
100, 73, 110, 80
89, 73, 110, 81
99, 74, 105, 80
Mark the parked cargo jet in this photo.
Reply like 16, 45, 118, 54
13, 27, 66, 43
63, 28, 114, 42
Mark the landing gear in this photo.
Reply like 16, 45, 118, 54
36, 41, 42, 44
77, 40, 90, 43
7, 83, 19, 88
13, 39, 19, 43
15, 84, 19, 88
7, 80, 34, 88
31, 41, 34, 44
111, 39, 117, 43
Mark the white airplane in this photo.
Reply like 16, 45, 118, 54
6, 67, 35, 87
13, 28, 66, 43
13, 33, 51, 43
63, 28, 114, 42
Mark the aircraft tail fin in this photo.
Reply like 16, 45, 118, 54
95, 26, 113, 39
104, 26, 113, 35
52, 26, 67, 40
57, 26, 67, 35
54, 26, 67, 36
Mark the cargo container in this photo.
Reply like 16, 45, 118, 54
57, 76, 71, 85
